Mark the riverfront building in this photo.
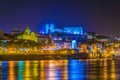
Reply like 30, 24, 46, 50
41, 23, 83, 35
18, 27, 38, 42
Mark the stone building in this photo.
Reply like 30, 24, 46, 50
18, 27, 38, 42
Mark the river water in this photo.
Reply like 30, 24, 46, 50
0, 59, 120, 80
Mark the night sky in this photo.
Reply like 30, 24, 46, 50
0, 0, 120, 36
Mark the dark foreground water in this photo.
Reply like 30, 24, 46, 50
0, 59, 120, 80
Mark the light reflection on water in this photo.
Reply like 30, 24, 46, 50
0, 59, 120, 80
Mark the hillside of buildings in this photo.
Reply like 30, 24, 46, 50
0, 24, 120, 59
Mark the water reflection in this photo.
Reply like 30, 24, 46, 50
46, 60, 59, 80
24, 61, 31, 80
18, 61, 24, 80
39, 60, 45, 80
33, 60, 39, 79
68, 60, 86, 80
0, 59, 120, 80
2, 61, 8, 80
8, 61, 16, 80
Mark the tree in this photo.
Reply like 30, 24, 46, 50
0, 30, 3, 39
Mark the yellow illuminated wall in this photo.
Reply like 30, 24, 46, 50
80, 43, 87, 53
18, 27, 38, 42
91, 43, 97, 53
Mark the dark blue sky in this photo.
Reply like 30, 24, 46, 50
0, 0, 120, 35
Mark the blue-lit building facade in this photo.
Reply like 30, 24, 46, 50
41, 23, 83, 35
26, 23, 83, 50
39, 23, 84, 49
38, 23, 120, 56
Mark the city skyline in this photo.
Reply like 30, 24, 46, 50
0, 1, 120, 80
0, 0, 120, 35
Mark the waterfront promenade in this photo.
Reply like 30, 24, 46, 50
0, 52, 116, 61
0, 54, 68, 61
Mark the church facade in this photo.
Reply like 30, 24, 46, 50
18, 27, 38, 42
